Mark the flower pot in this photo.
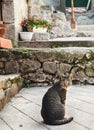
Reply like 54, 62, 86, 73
0, 24, 8, 37
33, 27, 47, 33
22, 26, 28, 32
19, 32, 33, 41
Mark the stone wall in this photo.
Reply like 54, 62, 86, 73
28, 0, 60, 9
2, 0, 15, 39
1, 0, 28, 41
92, 0, 94, 11
0, 48, 94, 86
14, 0, 28, 40
0, 74, 23, 111
28, 0, 94, 12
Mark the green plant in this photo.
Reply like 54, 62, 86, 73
11, 37, 15, 47
20, 17, 51, 32
69, 51, 94, 74
23, 79, 30, 88
52, 45, 61, 48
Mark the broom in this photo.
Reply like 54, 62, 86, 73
70, 0, 76, 29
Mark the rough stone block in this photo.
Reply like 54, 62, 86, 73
0, 62, 4, 69
29, 73, 46, 83
85, 61, 94, 77
5, 61, 19, 74
77, 31, 94, 37
0, 89, 5, 111
28, 5, 53, 23
6, 23, 15, 39
2, 1, 14, 23
0, 74, 23, 111
4, 88, 11, 104
87, 78, 94, 85
43, 61, 57, 74
0, 89, 5, 100
33, 32, 50, 41
20, 59, 41, 74
50, 26, 63, 37
0, 81, 6, 89
73, 70, 87, 83
28, 4, 41, 17
10, 83, 19, 97
53, 11, 66, 22
59, 63, 71, 74
0, 101, 4, 111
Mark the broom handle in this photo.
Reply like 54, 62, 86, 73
70, 0, 76, 29
71, 0, 75, 20
86, 0, 91, 10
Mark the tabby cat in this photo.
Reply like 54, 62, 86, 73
41, 73, 73, 125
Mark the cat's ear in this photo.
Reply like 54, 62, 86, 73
68, 73, 73, 80
56, 71, 62, 80
52, 71, 61, 83
54, 71, 62, 80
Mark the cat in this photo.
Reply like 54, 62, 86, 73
41, 73, 73, 125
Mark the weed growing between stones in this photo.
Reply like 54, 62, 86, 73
23, 79, 30, 88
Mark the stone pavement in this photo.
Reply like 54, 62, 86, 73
0, 85, 94, 130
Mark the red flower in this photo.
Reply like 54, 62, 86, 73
23, 24, 26, 27
29, 16, 32, 19
33, 19, 37, 23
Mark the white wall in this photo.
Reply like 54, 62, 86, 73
14, 0, 28, 39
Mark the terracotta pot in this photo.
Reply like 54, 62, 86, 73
0, 24, 8, 37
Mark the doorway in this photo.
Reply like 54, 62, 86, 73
0, 0, 3, 21
66, 0, 90, 8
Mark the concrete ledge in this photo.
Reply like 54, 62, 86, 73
18, 37, 94, 48
0, 74, 23, 111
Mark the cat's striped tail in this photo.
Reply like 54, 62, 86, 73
48, 117, 73, 125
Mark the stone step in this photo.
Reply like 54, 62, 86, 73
77, 25, 94, 37
77, 31, 94, 37
19, 37, 94, 48
77, 25, 94, 31
0, 74, 23, 111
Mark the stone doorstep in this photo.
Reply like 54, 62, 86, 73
18, 37, 94, 48
0, 37, 13, 49
77, 25, 94, 31
0, 74, 23, 111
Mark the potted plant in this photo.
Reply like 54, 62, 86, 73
19, 18, 33, 41
19, 17, 51, 41
20, 17, 51, 32
20, 18, 28, 32
27, 17, 51, 33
